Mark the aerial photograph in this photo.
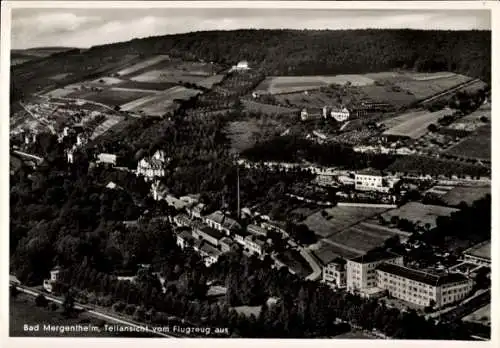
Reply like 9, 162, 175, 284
8, 4, 492, 341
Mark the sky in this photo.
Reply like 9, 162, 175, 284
11, 8, 491, 50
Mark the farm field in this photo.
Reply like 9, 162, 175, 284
116, 55, 170, 76
66, 88, 154, 106
121, 86, 201, 116
241, 99, 299, 116
225, 118, 284, 153
444, 125, 491, 161
387, 155, 490, 178
312, 241, 362, 261
327, 227, 387, 254
128, 60, 218, 84
448, 103, 490, 132
381, 202, 458, 229
303, 205, 388, 238
382, 108, 454, 139
90, 116, 124, 140
394, 74, 472, 99
116, 80, 179, 91
196, 74, 225, 89
465, 241, 490, 260
440, 186, 490, 207
255, 74, 375, 94
358, 85, 417, 106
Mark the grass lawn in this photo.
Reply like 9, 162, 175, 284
381, 202, 458, 229
441, 186, 490, 207
67, 89, 153, 106
462, 304, 490, 326
444, 125, 491, 161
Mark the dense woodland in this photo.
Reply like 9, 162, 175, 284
11, 29, 490, 103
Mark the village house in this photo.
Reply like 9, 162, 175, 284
330, 107, 350, 122
173, 214, 193, 228
247, 224, 268, 237
180, 194, 201, 205
234, 229, 251, 245
176, 229, 195, 250
193, 225, 225, 247
204, 211, 241, 235
243, 235, 266, 256
43, 266, 61, 293
199, 242, 223, 267
136, 150, 169, 181
230, 60, 250, 72
188, 203, 207, 219
96, 153, 117, 167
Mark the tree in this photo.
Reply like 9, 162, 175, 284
427, 124, 438, 133
35, 294, 48, 307
63, 290, 76, 316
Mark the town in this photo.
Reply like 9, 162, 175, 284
9, 26, 491, 340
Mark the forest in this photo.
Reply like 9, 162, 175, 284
11, 29, 490, 104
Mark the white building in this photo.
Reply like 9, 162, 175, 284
97, 153, 117, 166
354, 169, 399, 193
136, 150, 169, 181
346, 251, 403, 295
330, 107, 350, 122
376, 263, 474, 308
231, 60, 250, 72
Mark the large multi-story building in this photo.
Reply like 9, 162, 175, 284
204, 211, 241, 235
376, 263, 474, 308
323, 259, 347, 288
346, 251, 404, 293
193, 226, 225, 247
354, 169, 399, 193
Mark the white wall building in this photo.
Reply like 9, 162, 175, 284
330, 107, 350, 122
136, 150, 169, 181
346, 251, 403, 294
354, 169, 399, 193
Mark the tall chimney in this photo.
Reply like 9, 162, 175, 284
237, 166, 241, 219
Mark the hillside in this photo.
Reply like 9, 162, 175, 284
10, 29, 490, 104
11, 47, 77, 66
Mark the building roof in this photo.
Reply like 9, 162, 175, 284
376, 262, 470, 287
166, 195, 189, 210
206, 211, 225, 224
356, 168, 386, 176
220, 237, 234, 245
201, 242, 222, 257
178, 230, 194, 241
235, 229, 251, 238
247, 224, 267, 236
199, 226, 225, 241
98, 153, 117, 163
464, 241, 491, 260
349, 250, 401, 264
314, 247, 346, 266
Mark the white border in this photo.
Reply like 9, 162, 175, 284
1, 2, 498, 348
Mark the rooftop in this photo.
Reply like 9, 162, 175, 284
464, 241, 491, 260
376, 262, 469, 287
247, 224, 267, 236
201, 242, 222, 257
349, 250, 401, 264
199, 226, 225, 240
356, 168, 387, 176
178, 230, 194, 240
314, 247, 346, 266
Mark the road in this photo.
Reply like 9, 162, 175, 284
301, 247, 322, 281
12, 150, 44, 165
11, 283, 174, 338
19, 101, 56, 134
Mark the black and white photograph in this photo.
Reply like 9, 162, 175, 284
3, 0, 496, 344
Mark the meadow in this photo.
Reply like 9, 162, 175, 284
381, 202, 458, 229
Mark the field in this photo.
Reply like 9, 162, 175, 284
381, 202, 458, 229
382, 108, 454, 139
448, 103, 490, 132
90, 116, 125, 140
255, 75, 375, 94
462, 304, 490, 326
466, 241, 490, 260
116, 55, 170, 76
196, 74, 226, 89
303, 205, 388, 238
225, 118, 285, 153
444, 125, 491, 161
242, 99, 299, 116
128, 60, 217, 84
393, 74, 472, 99
387, 155, 490, 178
358, 85, 417, 106
66, 88, 154, 106
440, 186, 490, 206
120, 86, 201, 116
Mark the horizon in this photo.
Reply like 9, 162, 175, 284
11, 8, 491, 50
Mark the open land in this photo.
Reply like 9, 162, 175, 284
381, 202, 458, 229
444, 125, 491, 161
116, 55, 170, 76
440, 186, 491, 207
303, 205, 388, 238
196, 74, 226, 89
382, 108, 454, 139
393, 74, 472, 99
66, 88, 154, 106
448, 103, 490, 132
387, 156, 490, 178
255, 75, 375, 94
466, 241, 490, 260
462, 304, 490, 326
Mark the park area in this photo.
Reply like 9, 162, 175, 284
381, 202, 458, 229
